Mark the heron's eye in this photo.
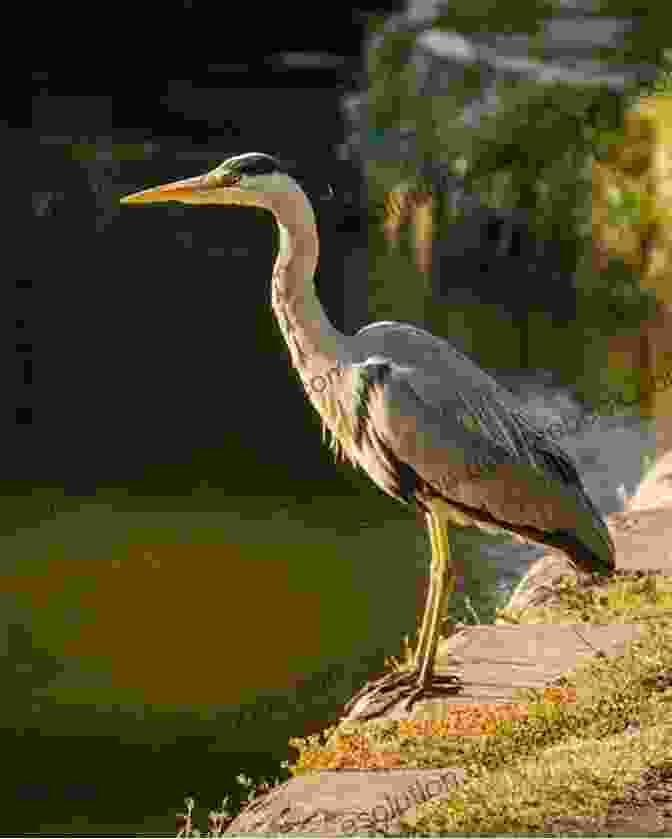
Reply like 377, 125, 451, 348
202, 172, 241, 189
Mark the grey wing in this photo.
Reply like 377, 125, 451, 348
354, 321, 522, 412
354, 356, 614, 568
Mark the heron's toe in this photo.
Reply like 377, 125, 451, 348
343, 668, 462, 720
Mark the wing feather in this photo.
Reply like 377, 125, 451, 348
353, 354, 614, 571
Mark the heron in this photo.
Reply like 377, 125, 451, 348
120, 152, 615, 720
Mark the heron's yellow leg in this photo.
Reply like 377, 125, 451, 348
418, 512, 456, 686
434, 514, 457, 645
412, 513, 439, 668
341, 509, 461, 720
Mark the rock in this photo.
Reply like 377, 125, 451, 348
224, 767, 466, 835
627, 450, 672, 512
495, 552, 587, 619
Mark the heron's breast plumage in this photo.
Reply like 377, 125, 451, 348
304, 367, 361, 469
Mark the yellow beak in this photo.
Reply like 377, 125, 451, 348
120, 174, 206, 205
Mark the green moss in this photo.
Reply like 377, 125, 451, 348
404, 722, 671, 834
498, 572, 672, 625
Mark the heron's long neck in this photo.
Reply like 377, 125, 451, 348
270, 194, 351, 389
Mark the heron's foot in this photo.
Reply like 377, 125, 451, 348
342, 665, 461, 721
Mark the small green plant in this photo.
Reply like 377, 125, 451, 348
173, 773, 287, 837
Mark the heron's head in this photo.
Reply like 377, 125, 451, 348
120, 152, 331, 212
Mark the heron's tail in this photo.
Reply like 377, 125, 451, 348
524, 426, 616, 576
552, 488, 615, 576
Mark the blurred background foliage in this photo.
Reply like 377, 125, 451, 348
362, 0, 672, 411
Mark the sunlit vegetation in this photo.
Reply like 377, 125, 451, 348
283, 573, 672, 834
363, 4, 672, 407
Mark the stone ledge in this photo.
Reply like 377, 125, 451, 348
224, 767, 466, 835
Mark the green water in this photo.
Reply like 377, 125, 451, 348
1, 481, 513, 835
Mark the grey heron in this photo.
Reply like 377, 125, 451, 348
120, 152, 615, 720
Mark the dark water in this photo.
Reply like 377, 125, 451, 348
18, 92, 516, 835
2, 484, 511, 835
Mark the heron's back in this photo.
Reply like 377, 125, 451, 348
350, 321, 615, 575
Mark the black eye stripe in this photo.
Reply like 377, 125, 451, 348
230, 154, 282, 177
219, 153, 332, 202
